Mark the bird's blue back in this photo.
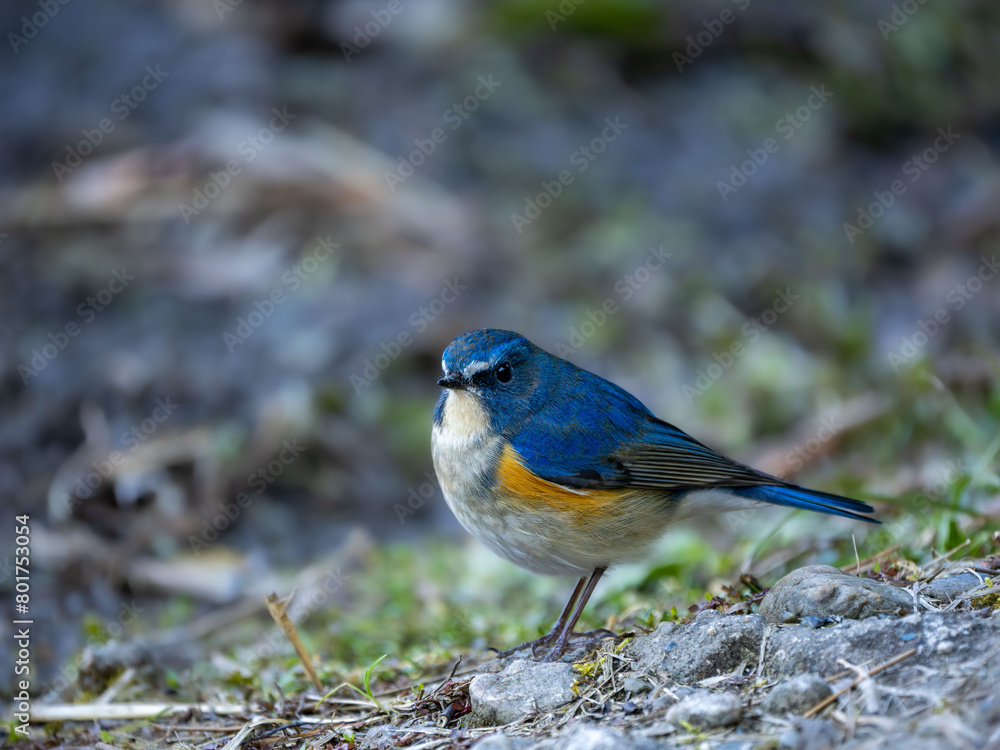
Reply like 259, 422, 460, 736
506, 352, 650, 487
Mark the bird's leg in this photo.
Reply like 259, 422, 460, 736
489, 576, 587, 659
540, 566, 616, 662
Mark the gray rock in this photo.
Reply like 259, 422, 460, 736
666, 690, 743, 728
467, 607, 1000, 749
922, 572, 983, 601
646, 694, 676, 713
470, 732, 535, 750
357, 724, 399, 749
761, 673, 833, 715
622, 676, 652, 694
763, 611, 1000, 680
470, 659, 577, 725
777, 718, 842, 750
549, 725, 656, 750
628, 609, 765, 682
976, 691, 1000, 728
646, 686, 693, 713
758, 565, 914, 624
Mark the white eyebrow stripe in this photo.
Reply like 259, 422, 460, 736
463, 360, 491, 378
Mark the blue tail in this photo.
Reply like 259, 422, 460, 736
733, 484, 879, 523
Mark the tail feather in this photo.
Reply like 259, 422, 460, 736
733, 484, 879, 523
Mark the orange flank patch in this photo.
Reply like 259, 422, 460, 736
495, 444, 625, 519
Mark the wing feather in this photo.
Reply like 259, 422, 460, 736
535, 418, 776, 490
616, 419, 775, 489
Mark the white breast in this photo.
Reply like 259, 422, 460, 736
432, 388, 659, 578
431, 389, 502, 528
431, 390, 495, 491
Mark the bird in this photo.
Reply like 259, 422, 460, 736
430, 329, 877, 660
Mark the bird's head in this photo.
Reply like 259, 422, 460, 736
435, 329, 548, 430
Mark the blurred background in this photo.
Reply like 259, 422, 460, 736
2, 0, 999, 701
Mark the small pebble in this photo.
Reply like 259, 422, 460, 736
666, 691, 743, 729
623, 677, 652, 694
761, 674, 833, 715
470, 660, 577, 725
759, 565, 914, 623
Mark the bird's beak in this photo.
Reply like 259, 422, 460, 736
437, 374, 465, 389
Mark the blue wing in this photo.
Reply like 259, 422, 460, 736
508, 355, 877, 523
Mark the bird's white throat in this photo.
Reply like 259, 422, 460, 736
431, 388, 500, 509
435, 388, 490, 443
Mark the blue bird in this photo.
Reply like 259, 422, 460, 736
431, 329, 877, 660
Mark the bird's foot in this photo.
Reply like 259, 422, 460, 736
487, 628, 619, 662
538, 628, 619, 662
486, 626, 560, 660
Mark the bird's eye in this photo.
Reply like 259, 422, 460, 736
496, 361, 512, 383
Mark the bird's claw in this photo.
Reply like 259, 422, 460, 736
489, 627, 619, 662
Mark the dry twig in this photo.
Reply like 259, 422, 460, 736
804, 648, 918, 718
266, 591, 324, 691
